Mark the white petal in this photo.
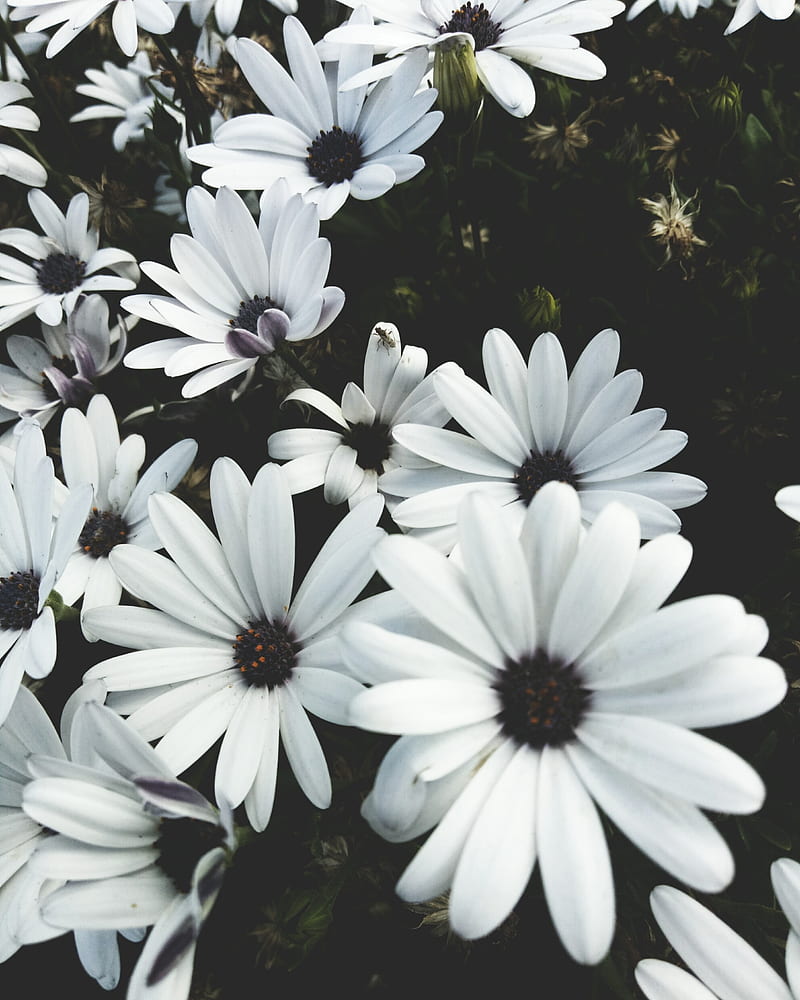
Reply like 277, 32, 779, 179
527, 332, 568, 452
547, 501, 640, 664
537, 746, 614, 964
371, 534, 504, 666
579, 594, 747, 689
566, 743, 734, 892
649, 885, 793, 1000
277, 683, 331, 808
576, 713, 765, 814
350, 678, 499, 734
449, 743, 538, 939
457, 492, 536, 659
395, 738, 517, 901
243, 688, 280, 832
635, 959, 720, 1000
214, 685, 267, 808
247, 462, 295, 621
42, 870, 175, 929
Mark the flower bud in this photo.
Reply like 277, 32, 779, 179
433, 34, 483, 135
517, 286, 561, 334
703, 76, 743, 138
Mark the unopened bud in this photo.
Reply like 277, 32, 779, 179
433, 34, 483, 135
517, 286, 561, 334
721, 260, 760, 301
703, 77, 743, 138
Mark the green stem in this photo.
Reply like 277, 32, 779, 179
275, 341, 317, 389
153, 35, 210, 148
431, 144, 466, 263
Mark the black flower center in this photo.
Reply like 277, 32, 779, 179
440, 3, 502, 50
494, 650, 590, 749
0, 570, 40, 631
514, 449, 579, 505
156, 817, 227, 894
306, 126, 363, 186
232, 620, 298, 688
79, 508, 129, 558
342, 421, 392, 472
229, 294, 277, 335
34, 252, 87, 295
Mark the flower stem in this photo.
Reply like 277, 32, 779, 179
152, 35, 210, 148
275, 341, 317, 389
431, 145, 466, 263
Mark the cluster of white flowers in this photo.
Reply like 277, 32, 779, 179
0, 1, 797, 998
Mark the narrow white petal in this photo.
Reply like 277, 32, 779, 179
243, 688, 280, 832
635, 959, 720, 1000
214, 685, 267, 809
42, 870, 175, 930
371, 534, 504, 666
458, 492, 537, 659
290, 667, 363, 725
22, 778, 157, 848
247, 463, 294, 622
350, 678, 499, 734
154, 683, 244, 776
537, 746, 615, 964
576, 713, 765, 814
579, 594, 747, 689
566, 743, 734, 892
547, 501, 640, 664
649, 885, 793, 1000
395, 738, 517, 901
277, 683, 331, 808
449, 744, 538, 939
527, 332, 568, 452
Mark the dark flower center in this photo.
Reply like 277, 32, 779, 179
494, 650, 590, 749
514, 449, 579, 505
306, 126, 363, 186
34, 252, 87, 295
0, 570, 40, 631
156, 817, 227, 894
229, 294, 277, 334
440, 3, 502, 50
342, 421, 392, 472
232, 620, 298, 688
79, 508, 129, 558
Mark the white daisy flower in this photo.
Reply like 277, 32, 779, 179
7, 0, 176, 59
121, 181, 344, 398
724, 0, 796, 33
339, 483, 787, 963
0, 681, 135, 989
81, 462, 388, 833
267, 323, 451, 508
627, 0, 714, 19
381, 327, 708, 552
0, 293, 129, 430
776, 484, 800, 524
0, 81, 46, 188
187, 0, 297, 36
322, 0, 625, 119
70, 51, 179, 154
55, 393, 198, 636
0, 189, 139, 333
21, 698, 235, 1000
636, 863, 800, 999
0, 422, 92, 726
186, 12, 444, 220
